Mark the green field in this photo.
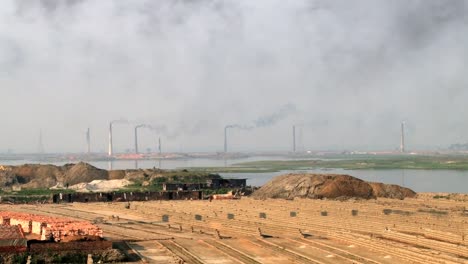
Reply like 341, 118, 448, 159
185, 155, 468, 173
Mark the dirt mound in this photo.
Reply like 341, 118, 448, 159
108, 170, 126, 180
0, 163, 221, 190
8, 164, 65, 188
252, 173, 416, 200
251, 174, 375, 200
0, 163, 110, 188
63, 162, 109, 186
368, 182, 416, 199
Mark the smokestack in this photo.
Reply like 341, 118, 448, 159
108, 122, 113, 156
86, 128, 90, 154
134, 126, 139, 154
158, 137, 162, 154
293, 125, 296, 153
134, 125, 147, 154
400, 122, 405, 153
224, 126, 228, 153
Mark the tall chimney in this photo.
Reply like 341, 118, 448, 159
224, 126, 228, 153
86, 128, 90, 154
134, 126, 139, 154
108, 122, 113, 156
293, 125, 296, 153
400, 122, 405, 153
158, 137, 162, 154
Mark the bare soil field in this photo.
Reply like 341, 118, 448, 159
1, 194, 466, 264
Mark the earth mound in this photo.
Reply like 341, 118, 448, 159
0, 163, 223, 190
63, 162, 109, 186
251, 174, 375, 200
251, 173, 415, 200
108, 170, 126, 180
368, 182, 416, 199
7, 164, 65, 188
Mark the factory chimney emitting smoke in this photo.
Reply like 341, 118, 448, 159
400, 122, 405, 153
86, 128, 90, 154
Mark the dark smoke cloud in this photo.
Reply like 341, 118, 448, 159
0, 0, 467, 152
226, 103, 296, 132
254, 103, 296, 128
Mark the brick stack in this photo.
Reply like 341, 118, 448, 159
0, 212, 102, 242
0, 225, 27, 252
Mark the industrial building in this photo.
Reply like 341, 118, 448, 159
162, 178, 247, 191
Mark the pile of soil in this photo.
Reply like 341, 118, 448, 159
251, 173, 416, 200
63, 162, 108, 186
368, 182, 416, 199
0, 163, 108, 188
108, 170, 126, 180
0, 163, 221, 190
8, 164, 65, 188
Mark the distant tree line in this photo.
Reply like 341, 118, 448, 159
448, 143, 468, 150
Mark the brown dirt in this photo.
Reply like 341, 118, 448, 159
369, 182, 416, 199
3, 195, 465, 264
10, 164, 65, 188
108, 170, 126, 180
251, 173, 415, 200
63, 162, 109, 186
0, 163, 218, 190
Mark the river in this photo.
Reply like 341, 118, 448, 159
1, 158, 467, 193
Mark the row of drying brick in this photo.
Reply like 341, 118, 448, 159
0, 211, 102, 242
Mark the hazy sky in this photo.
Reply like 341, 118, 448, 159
0, 0, 467, 153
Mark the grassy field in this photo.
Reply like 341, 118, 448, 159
184, 155, 468, 173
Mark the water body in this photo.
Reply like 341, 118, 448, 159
1, 158, 467, 193
0, 156, 292, 170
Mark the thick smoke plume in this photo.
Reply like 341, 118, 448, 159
0, 0, 467, 152
254, 103, 296, 128
226, 103, 296, 131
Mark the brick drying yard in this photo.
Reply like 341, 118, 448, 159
1, 195, 466, 264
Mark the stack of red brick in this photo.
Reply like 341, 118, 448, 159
0, 225, 27, 252
0, 212, 102, 242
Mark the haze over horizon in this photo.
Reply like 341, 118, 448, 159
0, 0, 467, 153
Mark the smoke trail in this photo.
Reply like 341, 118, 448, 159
147, 124, 168, 134
225, 124, 254, 130
110, 118, 128, 125
2, 0, 467, 152
224, 104, 296, 131
254, 103, 296, 128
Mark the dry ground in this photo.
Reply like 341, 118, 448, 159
1, 194, 466, 264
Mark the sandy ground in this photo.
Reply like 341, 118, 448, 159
67, 179, 133, 192
1, 193, 466, 264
